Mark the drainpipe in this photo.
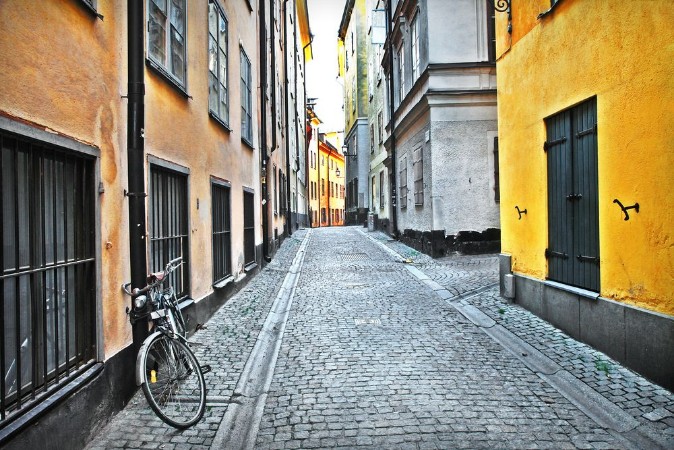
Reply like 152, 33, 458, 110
303, 39, 313, 227
327, 147, 334, 226
283, 0, 292, 236
293, 4, 300, 230
386, 1, 398, 237
127, 0, 148, 348
259, 0, 271, 262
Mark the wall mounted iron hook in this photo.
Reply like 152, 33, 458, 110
515, 206, 527, 220
613, 199, 639, 221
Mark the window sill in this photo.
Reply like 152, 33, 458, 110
241, 136, 255, 150
146, 59, 190, 99
213, 275, 234, 290
209, 112, 231, 132
544, 279, 599, 300
244, 262, 258, 272
78, 1, 104, 19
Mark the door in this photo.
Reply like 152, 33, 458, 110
546, 97, 599, 291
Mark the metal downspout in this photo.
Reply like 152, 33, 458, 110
259, 0, 271, 262
127, 0, 148, 349
386, 1, 398, 237
283, 0, 292, 236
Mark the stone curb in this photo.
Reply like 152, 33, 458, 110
210, 230, 312, 450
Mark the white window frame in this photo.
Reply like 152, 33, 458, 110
240, 46, 253, 145
147, 0, 187, 89
208, 1, 229, 126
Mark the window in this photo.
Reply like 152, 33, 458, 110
208, 1, 229, 125
396, 42, 405, 104
399, 156, 407, 209
493, 137, 500, 203
486, 1, 496, 62
243, 190, 256, 266
211, 182, 231, 284
273, 165, 278, 215
1, 133, 96, 421
150, 165, 189, 298
371, 176, 376, 210
147, 0, 187, 87
352, 85, 356, 113
370, 124, 375, 153
321, 178, 325, 196
411, 12, 420, 82
378, 111, 383, 143
413, 147, 423, 206
240, 47, 253, 144
379, 170, 385, 209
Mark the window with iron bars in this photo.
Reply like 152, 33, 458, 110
243, 189, 255, 266
149, 165, 190, 298
1, 132, 97, 423
211, 181, 231, 284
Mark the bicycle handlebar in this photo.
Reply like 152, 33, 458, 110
121, 257, 184, 297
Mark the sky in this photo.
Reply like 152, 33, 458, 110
306, 0, 347, 133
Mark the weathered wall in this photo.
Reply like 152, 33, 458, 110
0, 0, 131, 357
497, 0, 674, 314
430, 119, 499, 234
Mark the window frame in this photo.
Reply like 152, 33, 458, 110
379, 170, 385, 209
146, 0, 188, 93
399, 156, 408, 209
208, 1, 230, 128
242, 188, 256, 267
240, 46, 253, 146
410, 11, 420, 82
413, 146, 424, 206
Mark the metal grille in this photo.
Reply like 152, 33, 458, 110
1, 133, 96, 421
243, 190, 255, 265
150, 166, 189, 297
211, 183, 231, 283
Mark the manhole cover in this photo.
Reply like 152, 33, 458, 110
354, 318, 381, 326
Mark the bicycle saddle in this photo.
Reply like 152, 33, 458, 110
148, 272, 166, 283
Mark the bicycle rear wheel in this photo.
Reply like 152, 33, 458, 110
140, 333, 206, 428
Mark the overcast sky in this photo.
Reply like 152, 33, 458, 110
306, 0, 347, 133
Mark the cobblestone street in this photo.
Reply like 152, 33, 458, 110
87, 227, 674, 450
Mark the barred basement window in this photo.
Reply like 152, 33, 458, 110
243, 189, 255, 266
150, 165, 190, 298
211, 182, 231, 284
147, 0, 187, 88
413, 147, 423, 206
208, 1, 229, 126
1, 133, 97, 422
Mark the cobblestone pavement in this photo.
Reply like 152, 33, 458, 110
86, 232, 307, 450
87, 226, 674, 449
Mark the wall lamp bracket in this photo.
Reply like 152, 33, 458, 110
613, 199, 639, 221
515, 206, 527, 220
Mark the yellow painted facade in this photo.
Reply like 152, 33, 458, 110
497, 0, 674, 314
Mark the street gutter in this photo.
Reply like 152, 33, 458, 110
210, 230, 311, 449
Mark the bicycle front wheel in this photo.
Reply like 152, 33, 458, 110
140, 333, 206, 428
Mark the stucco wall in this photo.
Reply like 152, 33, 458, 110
497, 0, 674, 315
427, 0, 489, 63
0, 1, 131, 357
430, 119, 499, 234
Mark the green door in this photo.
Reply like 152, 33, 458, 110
546, 97, 599, 291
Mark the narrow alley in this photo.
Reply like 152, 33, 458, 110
84, 228, 674, 450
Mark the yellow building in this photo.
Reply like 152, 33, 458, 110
496, 0, 674, 388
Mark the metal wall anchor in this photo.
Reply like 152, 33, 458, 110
515, 206, 527, 220
613, 199, 639, 221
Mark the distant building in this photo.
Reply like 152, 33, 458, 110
496, 1, 674, 389
339, 0, 371, 226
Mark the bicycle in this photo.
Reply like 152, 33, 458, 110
122, 257, 209, 429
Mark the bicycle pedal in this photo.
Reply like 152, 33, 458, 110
201, 365, 212, 374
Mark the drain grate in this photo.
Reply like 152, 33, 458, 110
354, 318, 382, 326
338, 252, 370, 262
